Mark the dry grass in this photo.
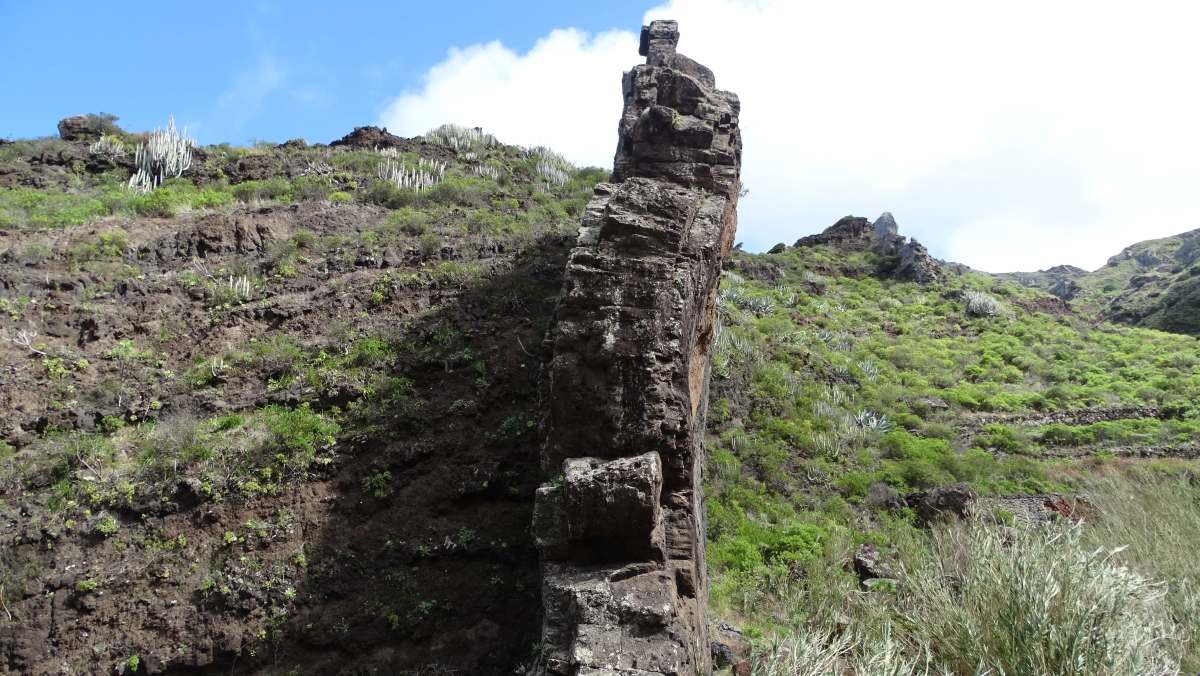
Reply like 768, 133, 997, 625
723, 468, 1199, 675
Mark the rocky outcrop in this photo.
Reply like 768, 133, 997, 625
874, 211, 899, 239
329, 125, 457, 162
793, 215, 875, 251
871, 213, 941, 284
532, 19, 741, 676
906, 482, 978, 523
330, 125, 408, 149
57, 115, 100, 140
793, 213, 942, 284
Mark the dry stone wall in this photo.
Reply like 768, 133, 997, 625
532, 20, 742, 676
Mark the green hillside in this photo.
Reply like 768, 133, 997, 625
0, 117, 603, 674
706, 219, 1200, 673
994, 227, 1200, 337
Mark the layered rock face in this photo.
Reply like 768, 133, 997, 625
532, 20, 741, 676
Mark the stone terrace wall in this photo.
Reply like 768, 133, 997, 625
532, 20, 742, 676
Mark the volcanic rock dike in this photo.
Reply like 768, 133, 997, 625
531, 20, 742, 676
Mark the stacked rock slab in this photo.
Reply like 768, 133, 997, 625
532, 20, 741, 676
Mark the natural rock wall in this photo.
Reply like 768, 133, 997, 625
532, 20, 742, 676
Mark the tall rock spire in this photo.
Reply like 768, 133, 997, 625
532, 19, 742, 676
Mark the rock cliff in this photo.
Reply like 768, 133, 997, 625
532, 20, 742, 676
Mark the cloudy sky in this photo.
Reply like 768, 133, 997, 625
5, 0, 1198, 272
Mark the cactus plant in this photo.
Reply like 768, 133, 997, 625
128, 117, 194, 194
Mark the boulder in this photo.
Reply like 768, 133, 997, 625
892, 237, 942, 284
917, 395, 950, 409
853, 543, 897, 581
57, 115, 99, 140
907, 482, 978, 523
710, 622, 750, 668
1136, 249, 1163, 266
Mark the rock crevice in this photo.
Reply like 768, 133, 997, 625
532, 20, 742, 676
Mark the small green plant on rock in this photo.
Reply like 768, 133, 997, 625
362, 471, 392, 498
96, 514, 119, 537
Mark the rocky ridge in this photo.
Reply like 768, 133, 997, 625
532, 20, 742, 676
993, 227, 1200, 337
792, 213, 942, 284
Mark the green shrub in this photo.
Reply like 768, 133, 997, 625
362, 180, 418, 209
973, 423, 1023, 453
131, 187, 181, 217
230, 178, 291, 202
290, 230, 318, 249
0, 187, 110, 229
214, 414, 244, 431
69, 231, 129, 262
429, 177, 492, 207
709, 521, 828, 573
347, 337, 391, 368
261, 404, 340, 464
1038, 423, 1095, 446
192, 188, 233, 210
292, 174, 346, 202
96, 514, 120, 537
362, 471, 392, 498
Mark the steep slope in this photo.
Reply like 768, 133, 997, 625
1, 118, 601, 674
994, 227, 1200, 337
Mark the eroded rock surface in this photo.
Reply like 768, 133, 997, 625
532, 19, 742, 676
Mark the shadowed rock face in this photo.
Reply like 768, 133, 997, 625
532, 19, 742, 676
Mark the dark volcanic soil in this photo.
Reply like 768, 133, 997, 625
1, 197, 569, 674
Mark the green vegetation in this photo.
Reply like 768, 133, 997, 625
994, 227, 1200, 337
0, 126, 605, 236
738, 507, 1181, 676
706, 241, 1200, 670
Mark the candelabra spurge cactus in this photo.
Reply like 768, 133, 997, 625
128, 117, 194, 195
377, 158, 446, 192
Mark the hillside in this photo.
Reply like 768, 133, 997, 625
1, 111, 1199, 676
994, 227, 1200, 337
1, 116, 601, 674
706, 214, 1200, 673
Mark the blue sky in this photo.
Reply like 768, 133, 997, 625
0, 1, 650, 144
4, 1, 1199, 272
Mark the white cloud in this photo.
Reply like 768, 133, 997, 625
380, 29, 638, 168
381, 0, 1200, 272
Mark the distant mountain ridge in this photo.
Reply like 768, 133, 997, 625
992, 228, 1200, 337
